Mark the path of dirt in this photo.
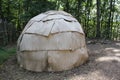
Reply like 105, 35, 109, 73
0, 40, 120, 80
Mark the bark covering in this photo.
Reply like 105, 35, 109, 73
17, 10, 88, 72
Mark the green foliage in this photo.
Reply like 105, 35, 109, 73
0, 0, 120, 40
0, 47, 16, 64
21, 0, 56, 24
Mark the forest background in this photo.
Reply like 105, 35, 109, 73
0, 0, 120, 46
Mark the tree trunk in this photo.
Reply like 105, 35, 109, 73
96, 0, 101, 38
0, 0, 4, 20
107, 0, 113, 39
64, 0, 69, 12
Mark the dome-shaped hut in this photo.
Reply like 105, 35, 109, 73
17, 11, 88, 72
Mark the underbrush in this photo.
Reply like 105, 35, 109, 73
0, 47, 16, 65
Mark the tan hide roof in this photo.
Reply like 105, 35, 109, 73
23, 10, 84, 36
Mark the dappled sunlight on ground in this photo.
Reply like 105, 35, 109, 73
0, 41, 120, 80
96, 47, 120, 62
104, 47, 120, 53
96, 56, 120, 62
65, 43, 120, 80
67, 75, 85, 80
116, 43, 120, 46
67, 70, 111, 80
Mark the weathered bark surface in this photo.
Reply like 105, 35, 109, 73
17, 11, 88, 72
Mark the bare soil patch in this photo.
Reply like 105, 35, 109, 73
0, 40, 120, 80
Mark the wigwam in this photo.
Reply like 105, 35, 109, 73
17, 11, 88, 72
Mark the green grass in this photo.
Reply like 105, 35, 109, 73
0, 47, 16, 65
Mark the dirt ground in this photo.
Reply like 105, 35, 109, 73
0, 40, 120, 80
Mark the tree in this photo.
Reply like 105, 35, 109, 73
107, 0, 114, 39
96, 0, 101, 38
0, 0, 120, 43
